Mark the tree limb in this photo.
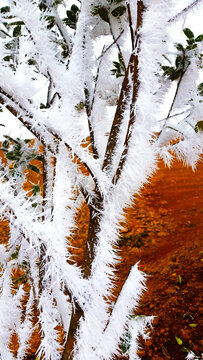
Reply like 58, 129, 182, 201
110, 1, 144, 183
0, 88, 98, 186
168, 0, 203, 23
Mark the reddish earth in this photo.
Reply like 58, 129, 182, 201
0, 158, 202, 359
117, 160, 203, 360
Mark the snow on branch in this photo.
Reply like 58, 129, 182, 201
0, 0, 202, 359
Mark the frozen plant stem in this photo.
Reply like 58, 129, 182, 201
0, 0, 202, 359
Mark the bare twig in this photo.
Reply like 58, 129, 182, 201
111, 1, 144, 184
84, 86, 99, 159
155, 60, 190, 142
127, 3, 135, 50
97, 30, 124, 61
109, 22, 127, 73
168, 0, 202, 23
158, 108, 191, 123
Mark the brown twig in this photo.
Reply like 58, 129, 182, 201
104, 1, 144, 180
127, 3, 135, 50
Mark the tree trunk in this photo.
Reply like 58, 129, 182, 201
62, 195, 103, 359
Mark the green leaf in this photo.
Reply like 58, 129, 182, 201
92, 6, 109, 23
24, 139, 31, 145
27, 164, 40, 174
3, 55, 13, 61
189, 324, 197, 327
66, 10, 77, 23
194, 121, 203, 133
0, 6, 10, 13
178, 275, 182, 284
13, 25, 21, 37
186, 43, 197, 50
121, 332, 131, 354
186, 38, 195, 45
32, 184, 41, 196
176, 43, 185, 52
53, 0, 63, 6
4, 135, 17, 143
170, 68, 183, 80
197, 82, 203, 96
71, 4, 79, 14
34, 154, 44, 162
28, 59, 36, 65
40, 103, 47, 109
12, 274, 27, 284
32, 202, 38, 208
98, 7, 109, 23
75, 102, 85, 111
11, 247, 20, 259
162, 66, 174, 76
45, 16, 55, 29
183, 28, 194, 39
175, 336, 183, 346
112, 61, 121, 68
175, 55, 183, 68
2, 140, 9, 149
8, 21, 24, 26
6, 151, 20, 161
195, 34, 203, 42
111, 5, 126, 18
5, 41, 15, 50
63, 18, 76, 29
39, 2, 47, 11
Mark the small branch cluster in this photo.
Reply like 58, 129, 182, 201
0, 1, 202, 359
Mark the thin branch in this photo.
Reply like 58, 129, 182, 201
109, 22, 127, 73
54, 12, 71, 54
97, 30, 124, 61
102, 57, 132, 172
46, 76, 53, 108
47, 127, 98, 187
84, 86, 99, 159
158, 108, 191, 122
168, 70, 189, 117
49, 91, 60, 106
111, 1, 144, 184
0, 88, 97, 186
155, 61, 190, 142
92, 30, 124, 113
127, 3, 135, 50
0, 90, 49, 144
168, 0, 203, 23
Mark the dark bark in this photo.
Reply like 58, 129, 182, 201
62, 192, 103, 358
62, 301, 84, 360
83, 197, 103, 278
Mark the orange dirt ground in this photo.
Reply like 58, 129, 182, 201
0, 159, 202, 359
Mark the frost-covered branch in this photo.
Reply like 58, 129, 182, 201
0, 0, 202, 359
169, 0, 203, 23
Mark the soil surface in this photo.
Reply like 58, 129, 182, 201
0, 159, 202, 359
117, 160, 203, 360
